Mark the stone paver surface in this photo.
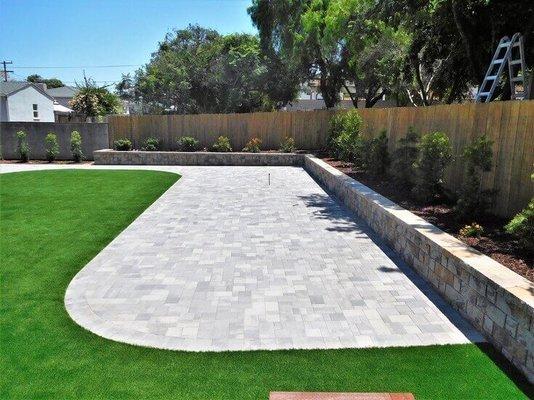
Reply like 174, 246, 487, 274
1, 164, 483, 350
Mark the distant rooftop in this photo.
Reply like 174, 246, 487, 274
0, 81, 33, 96
46, 86, 77, 98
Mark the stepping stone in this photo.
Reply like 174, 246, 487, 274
269, 393, 415, 400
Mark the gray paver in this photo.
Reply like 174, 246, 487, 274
1, 163, 483, 350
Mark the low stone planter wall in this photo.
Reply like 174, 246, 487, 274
93, 149, 304, 166
304, 155, 534, 383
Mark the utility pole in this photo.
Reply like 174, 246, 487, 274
2, 61, 13, 82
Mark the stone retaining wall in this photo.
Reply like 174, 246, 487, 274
303, 155, 534, 383
94, 149, 304, 166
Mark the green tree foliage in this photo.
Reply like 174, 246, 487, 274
327, 110, 364, 162
177, 136, 201, 152
16, 130, 29, 162
45, 132, 59, 162
391, 127, 419, 187
364, 130, 390, 177
455, 135, 494, 219
130, 25, 296, 114
413, 131, 453, 203
505, 174, 534, 252
26, 74, 64, 88
70, 131, 83, 163
70, 78, 121, 118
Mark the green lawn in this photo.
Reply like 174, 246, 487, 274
0, 169, 530, 399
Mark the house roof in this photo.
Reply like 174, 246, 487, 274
46, 85, 77, 98
0, 81, 55, 100
53, 102, 73, 113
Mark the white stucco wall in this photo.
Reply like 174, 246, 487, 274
6, 87, 55, 122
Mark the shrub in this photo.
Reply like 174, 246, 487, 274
177, 136, 200, 152
412, 131, 453, 203
455, 135, 494, 219
113, 138, 132, 151
505, 174, 534, 252
391, 127, 420, 187
242, 137, 262, 153
70, 131, 83, 162
279, 136, 296, 153
141, 137, 159, 151
327, 110, 363, 162
16, 130, 29, 162
45, 132, 59, 162
459, 223, 484, 238
210, 136, 232, 152
364, 130, 390, 177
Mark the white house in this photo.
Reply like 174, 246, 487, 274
0, 81, 55, 122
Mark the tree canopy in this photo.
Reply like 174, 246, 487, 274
26, 74, 64, 89
70, 78, 121, 118
120, 25, 299, 114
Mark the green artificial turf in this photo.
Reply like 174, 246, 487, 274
0, 169, 531, 399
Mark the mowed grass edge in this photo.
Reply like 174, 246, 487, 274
0, 169, 530, 399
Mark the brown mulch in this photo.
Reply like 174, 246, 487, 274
320, 155, 533, 282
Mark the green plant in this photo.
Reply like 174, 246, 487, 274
242, 137, 262, 153
113, 138, 133, 151
412, 131, 453, 203
142, 137, 160, 151
177, 136, 201, 152
364, 130, 390, 177
16, 130, 29, 162
45, 132, 59, 162
210, 136, 233, 152
459, 223, 484, 238
391, 127, 420, 187
327, 110, 364, 162
505, 174, 534, 252
279, 136, 296, 153
455, 135, 494, 219
70, 131, 84, 162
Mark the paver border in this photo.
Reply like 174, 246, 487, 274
303, 154, 533, 383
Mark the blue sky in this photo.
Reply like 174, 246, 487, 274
0, 0, 255, 87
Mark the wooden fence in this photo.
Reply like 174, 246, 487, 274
108, 101, 534, 218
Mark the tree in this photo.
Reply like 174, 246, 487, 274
27, 74, 64, 88
70, 78, 121, 118
131, 25, 297, 114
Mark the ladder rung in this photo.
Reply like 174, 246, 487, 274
511, 77, 524, 82
510, 60, 522, 65
486, 75, 497, 80
499, 42, 511, 48
492, 59, 505, 64
478, 92, 491, 97
512, 42, 521, 47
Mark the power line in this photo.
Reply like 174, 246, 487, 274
2, 61, 13, 82
14, 64, 142, 69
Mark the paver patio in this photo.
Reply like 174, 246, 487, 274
1, 164, 483, 351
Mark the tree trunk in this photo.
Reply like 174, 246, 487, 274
451, 0, 483, 82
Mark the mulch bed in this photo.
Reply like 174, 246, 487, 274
1, 160, 92, 165
319, 155, 533, 282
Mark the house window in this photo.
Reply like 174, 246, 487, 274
32, 104, 39, 120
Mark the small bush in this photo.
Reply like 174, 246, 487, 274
412, 131, 453, 203
45, 132, 59, 162
177, 136, 200, 152
391, 127, 419, 187
142, 137, 159, 151
242, 137, 262, 153
16, 130, 29, 162
505, 174, 534, 252
364, 130, 390, 177
279, 136, 295, 153
455, 135, 494, 219
210, 136, 232, 152
113, 138, 132, 151
327, 110, 363, 162
70, 131, 83, 162
459, 223, 484, 238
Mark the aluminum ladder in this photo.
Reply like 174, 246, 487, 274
476, 33, 528, 102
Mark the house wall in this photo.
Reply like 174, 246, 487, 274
7, 87, 54, 122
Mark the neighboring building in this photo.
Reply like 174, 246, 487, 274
45, 85, 77, 108
0, 81, 55, 122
